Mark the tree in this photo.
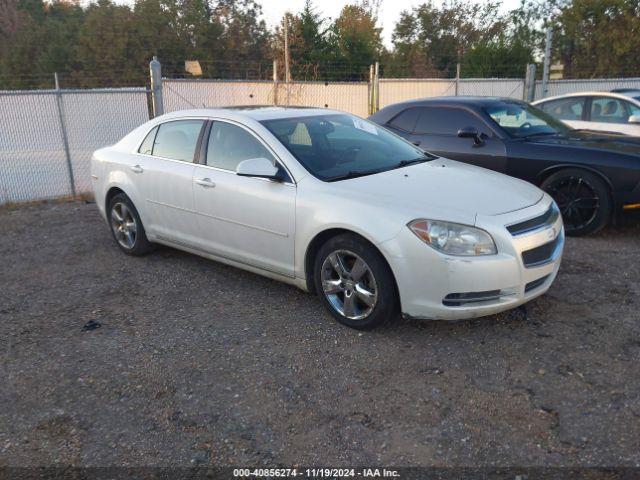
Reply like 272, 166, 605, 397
0, 0, 20, 47
551, 0, 640, 78
292, 0, 329, 65
390, 0, 505, 77
328, 1, 382, 77
210, 0, 271, 76
75, 0, 138, 85
0, 0, 85, 87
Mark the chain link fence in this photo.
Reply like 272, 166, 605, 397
162, 79, 371, 118
0, 88, 150, 204
3, 60, 640, 206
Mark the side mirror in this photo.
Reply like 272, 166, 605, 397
236, 157, 281, 180
629, 115, 640, 125
457, 126, 484, 146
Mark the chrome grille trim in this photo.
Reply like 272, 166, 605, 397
521, 231, 564, 268
443, 289, 515, 307
507, 204, 560, 237
525, 274, 551, 293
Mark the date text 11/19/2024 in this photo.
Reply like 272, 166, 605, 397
232, 468, 400, 478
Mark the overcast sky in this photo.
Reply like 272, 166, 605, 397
107, 0, 523, 47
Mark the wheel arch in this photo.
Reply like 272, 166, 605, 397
536, 164, 616, 229
105, 186, 127, 210
303, 228, 400, 299
536, 164, 614, 192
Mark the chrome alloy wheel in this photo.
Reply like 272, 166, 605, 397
320, 250, 378, 321
110, 202, 138, 249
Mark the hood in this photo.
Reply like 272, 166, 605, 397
525, 131, 640, 157
329, 158, 543, 218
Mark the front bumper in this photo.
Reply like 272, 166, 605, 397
380, 196, 564, 320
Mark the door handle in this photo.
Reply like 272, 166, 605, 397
412, 141, 422, 146
195, 177, 216, 188
130, 164, 143, 173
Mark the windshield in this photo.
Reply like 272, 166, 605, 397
260, 114, 432, 181
484, 102, 572, 138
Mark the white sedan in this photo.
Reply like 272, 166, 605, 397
534, 90, 640, 136
91, 107, 564, 329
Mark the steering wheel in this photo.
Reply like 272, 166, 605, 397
521, 122, 532, 129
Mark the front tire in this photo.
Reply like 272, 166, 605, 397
541, 168, 612, 236
108, 193, 154, 255
314, 233, 398, 330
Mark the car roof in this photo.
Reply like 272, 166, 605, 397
383, 96, 527, 109
157, 106, 346, 122
533, 91, 640, 104
610, 88, 640, 94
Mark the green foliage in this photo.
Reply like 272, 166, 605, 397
0, 0, 272, 88
328, 3, 382, 67
551, 0, 640, 78
389, 0, 528, 77
1, 0, 639, 88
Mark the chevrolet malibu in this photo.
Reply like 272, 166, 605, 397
91, 107, 564, 329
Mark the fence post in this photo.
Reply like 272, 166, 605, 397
149, 56, 163, 117
54, 73, 76, 197
524, 64, 537, 102
368, 64, 374, 115
374, 61, 380, 113
273, 59, 279, 106
541, 28, 553, 99
283, 13, 291, 107
455, 63, 461, 96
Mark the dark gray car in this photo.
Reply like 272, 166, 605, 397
369, 96, 640, 236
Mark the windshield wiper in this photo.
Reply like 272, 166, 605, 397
393, 156, 432, 169
325, 170, 374, 182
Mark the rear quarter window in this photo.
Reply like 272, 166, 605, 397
388, 108, 420, 132
138, 126, 158, 155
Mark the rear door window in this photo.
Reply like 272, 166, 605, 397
539, 97, 585, 120
152, 120, 205, 162
414, 107, 490, 136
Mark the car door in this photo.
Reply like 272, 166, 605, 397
133, 119, 206, 245
586, 96, 640, 135
389, 106, 508, 173
192, 120, 296, 277
537, 96, 589, 130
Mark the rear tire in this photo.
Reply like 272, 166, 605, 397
108, 193, 154, 255
314, 233, 398, 330
541, 168, 611, 236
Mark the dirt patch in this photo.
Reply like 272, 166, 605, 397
1, 201, 639, 467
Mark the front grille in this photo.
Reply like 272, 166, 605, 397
507, 204, 560, 236
525, 275, 550, 293
522, 232, 563, 268
443, 290, 502, 307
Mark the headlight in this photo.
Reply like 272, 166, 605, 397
408, 219, 497, 256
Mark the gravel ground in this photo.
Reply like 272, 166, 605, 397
1, 200, 639, 468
